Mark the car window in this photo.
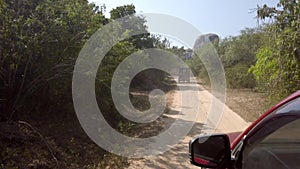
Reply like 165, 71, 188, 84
241, 117, 300, 169
273, 97, 300, 115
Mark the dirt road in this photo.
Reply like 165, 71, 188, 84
126, 78, 250, 169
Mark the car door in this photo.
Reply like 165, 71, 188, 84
235, 97, 300, 169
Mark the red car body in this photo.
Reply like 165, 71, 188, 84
189, 90, 300, 169
228, 90, 300, 149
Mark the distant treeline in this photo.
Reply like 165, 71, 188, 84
187, 0, 300, 103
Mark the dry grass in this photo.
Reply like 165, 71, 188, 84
197, 78, 269, 122
225, 88, 268, 122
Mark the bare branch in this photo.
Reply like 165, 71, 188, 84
18, 121, 60, 168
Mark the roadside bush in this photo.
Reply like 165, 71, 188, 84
225, 63, 256, 88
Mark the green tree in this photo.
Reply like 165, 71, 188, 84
0, 1, 182, 167
0, 0, 107, 120
218, 28, 266, 88
110, 4, 136, 20
251, 0, 300, 100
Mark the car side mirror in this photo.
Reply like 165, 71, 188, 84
189, 134, 231, 168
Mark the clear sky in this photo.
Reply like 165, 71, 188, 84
89, 0, 278, 39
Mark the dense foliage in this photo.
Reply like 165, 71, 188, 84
251, 0, 300, 100
0, 0, 107, 121
0, 1, 174, 168
187, 29, 266, 89
219, 28, 267, 88
189, 0, 300, 99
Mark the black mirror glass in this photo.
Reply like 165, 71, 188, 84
189, 134, 230, 168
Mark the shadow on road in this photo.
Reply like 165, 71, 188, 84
128, 108, 208, 168
140, 117, 206, 169
127, 81, 212, 168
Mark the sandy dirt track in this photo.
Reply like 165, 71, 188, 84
126, 78, 251, 169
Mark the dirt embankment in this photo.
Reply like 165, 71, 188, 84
225, 88, 268, 122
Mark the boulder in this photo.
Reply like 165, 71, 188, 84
193, 33, 219, 51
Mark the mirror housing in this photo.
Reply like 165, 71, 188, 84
189, 134, 231, 168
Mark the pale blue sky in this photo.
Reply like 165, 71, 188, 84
89, 0, 278, 39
